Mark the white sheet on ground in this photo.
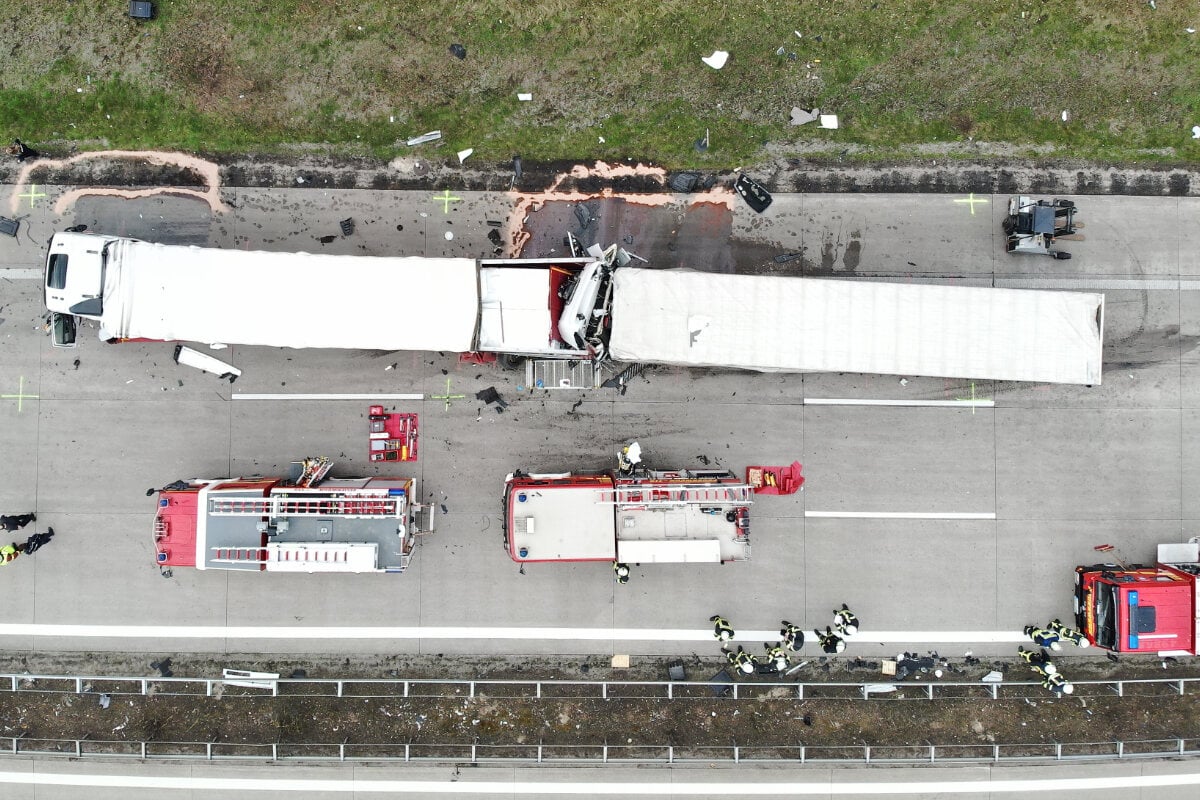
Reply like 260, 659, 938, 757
609, 269, 1104, 385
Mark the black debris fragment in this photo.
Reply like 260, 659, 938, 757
150, 658, 174, 678
449, 43, 467, 59
476, 386, 509, 410
317, 235, 337, 244
339, 218, 355, 236
773, 252, 802, 264
669, 172, 700, 193
734, 173, 772, 213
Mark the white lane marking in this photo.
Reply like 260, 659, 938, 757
0, 623, 1027, 644
0, 268, 41, 280
805, 511, 996, 520
232, 393, 424, 400
804, 398, 994, 407
2, 769, 1200, 794
998, 277, 1200, 291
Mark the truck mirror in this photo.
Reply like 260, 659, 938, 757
50, 313, 78, 348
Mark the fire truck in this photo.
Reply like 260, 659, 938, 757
153, 458, 434, 573
502, 444, 753, 565
1074, 540, 1200, 655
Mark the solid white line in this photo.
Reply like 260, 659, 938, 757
232, 393, 425, 401
2, 770, 1200, 794
805, 511, 996, 520
804, 398, 994, 407
0, 267, 41, 280
0, 623, 1027, 644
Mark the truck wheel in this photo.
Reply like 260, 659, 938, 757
499, 354, 524, 371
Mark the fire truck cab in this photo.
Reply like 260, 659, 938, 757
1074, 541, 1200, 655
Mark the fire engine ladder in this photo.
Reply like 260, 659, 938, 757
209, 546, 267, 564
596, 483, 756, 507
526, 359, 600, 390
209, 495, 401, 518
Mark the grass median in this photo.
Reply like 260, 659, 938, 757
1, 1, 1197, 165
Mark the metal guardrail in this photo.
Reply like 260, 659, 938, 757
4, 736, 1200, 765
3, 673, 1200, 700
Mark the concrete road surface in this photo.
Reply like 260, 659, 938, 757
0, 170, 1198, 661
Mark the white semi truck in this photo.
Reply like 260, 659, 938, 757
44, 231, 1105, 385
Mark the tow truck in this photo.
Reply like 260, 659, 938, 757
1074, 540, 1200, 654
502, 443, 754, 565
1004, 196, 1079, 259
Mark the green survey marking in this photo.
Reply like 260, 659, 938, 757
17, 184, 46, 208
429, 377, 465, 411
433, 189, 462, 213
953, 193, 988, 215
1, 376, 39, 412
955, 380, 990, 414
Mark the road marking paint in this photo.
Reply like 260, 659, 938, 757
433, 188, 462, 213
232, 393, 424, 401
804, 398, 994, 407
805, 511, 996, 520
429, 376, 465, 410
998, 277, 1200, 291
0, 267, 41, 279
0, 623, 1027, 644
16, 183, 47, 208
953, 192, 989, 215
2, 769, 1200, 794
0, 375, 38, 412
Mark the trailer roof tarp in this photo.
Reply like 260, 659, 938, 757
99, 240, 480, 351
609, 269, 1105, 385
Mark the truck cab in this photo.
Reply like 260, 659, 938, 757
1075, 542, 1200, 655
44, 231, 114, 347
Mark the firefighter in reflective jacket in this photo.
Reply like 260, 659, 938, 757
1017, 646, 1058, 676
613, 562, 630, 584
1042, 671, 1074, 696
1024, 624, 1062, 651
723, 644, 757, 675
815, 626, 846, 654
780, 621, 805, 652
833, 604, 859, 636
711, 615, 735, 642
0, 542, 19, 565
1048, 618, 1090, 648
764, 642, 789, 672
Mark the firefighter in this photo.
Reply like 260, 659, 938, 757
0, 542, 20, 565
764, 642, 789, 672
833, 604, 859, 636
1024, 624, 1063, 651
1041, 671, 1075, 696
723, 644, 756, 675
1048, 618, 1090, 649
0, 512, 35, 532
1017, 646, 1058, 676
815, 626, 846, 654
710, 615, 735, 642
613, 562, 631, 584
780, 621, 805, 652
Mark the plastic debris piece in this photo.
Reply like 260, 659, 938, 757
790, 107, 820, 126
819, 114, 839, 129
694, 128, 710, 153
406, 130, 442, 146
99, 693, 111, 709
701, 50, 729, 69
1061, 110, 1070, 122
517, 93, 533, 101
449, 43, 466, 59
1192, 125, 1200, 139
457, 148, 473, 163
734, 173, 772, 213
981, 670, 1004, 683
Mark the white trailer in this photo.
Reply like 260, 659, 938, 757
608, 268, 1105, 385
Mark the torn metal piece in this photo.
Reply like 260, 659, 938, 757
174, 344, 242, 383
790, 107, 820, 126
406, 130, 442, 146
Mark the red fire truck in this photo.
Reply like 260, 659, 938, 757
502, 445, 753, 565
153, 458, 434, 573
1074, 541, 1200, 655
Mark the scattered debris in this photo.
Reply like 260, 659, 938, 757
701, 50, 729, 69
669, 172, 701, 193
457, 148, 473, 163
317, 234, 337, 244
174, 345, 241, 383
1192, 125, 1200, 139
150, 658, 174, 678
981, 670, 1004, 683
98, 694, 111, 709
819, 114, 840, 130
449, 43, 467, 59
773, 251, 802, 264
517, 93, 533, 101
734, 173, 772, 213
339, 218, 355, 237
512, 155, 523, 184
790, 107, 820, 126
406, 131, 442, 146
1061, 110, 1070, 123
475, 387, 509, 411
0, 217, 18, 238
694, 129, 710, 153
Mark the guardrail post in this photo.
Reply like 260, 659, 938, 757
1117, 740, 1124, 758
537, 743, 542, 763
733, 684, 739, 700
405, 743, 410, 762
733, 745, 739, 764
993, 744, 999, 762
1178, 680, 1185, 696
75, 739, 82, 758
1113, 680, 1123, 697
469, 681, 475, 699
75, 677, 82, 694
603, 743, 608, 763
339, 743, 345, 762
799, 745, 806, 764
141, 741, 146, 759
537, 682, 542, 699
864, 745, 870, 764
206, 742, 213, 761
404, 681, 409, 698
926, 684, 934, 700
796, 683, 804, 700
929, 744, 935, 763
142, 679, 149, 696
1180, 738, 1186, 755
668, 745, 674, 764
990, 683, 998, 700
272, 743, 278, 761
337, 680, 344, 698
667, 683, 673, 700
602, 682, 608, 700
472, 742, 477, 763
1055, 742, 1062, 760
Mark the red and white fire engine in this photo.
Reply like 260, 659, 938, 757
153, 458, 434, 573
503, 443, 753, 565
1075, 540, 1200, 655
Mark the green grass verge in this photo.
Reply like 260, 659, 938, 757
0, 0, 1197, 166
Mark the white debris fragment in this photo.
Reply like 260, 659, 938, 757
819, 114, 839, 129
1061, 110, 1070, 122
701, 50, 729, 69
208, 342, 228, 350
517, 93, 533, 101
899, 378, 909, 386
981, 670, 1004, 683
794, 30, 803, 38
598, 136, 605, 143
406, 130, 442, 146
790, 107, 820, 126
444, 231, 454, 241
457, 148, 473, 163
1188, 27, 1197, 33
1192, 125, 1200, 139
